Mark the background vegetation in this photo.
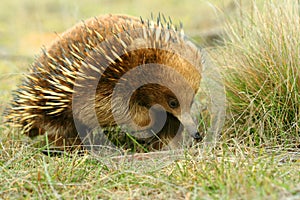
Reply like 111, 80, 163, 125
0, 0, 299, 199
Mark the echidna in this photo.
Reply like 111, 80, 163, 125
4, 14, 203, 151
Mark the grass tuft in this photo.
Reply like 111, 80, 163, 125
213, 0, 300, 145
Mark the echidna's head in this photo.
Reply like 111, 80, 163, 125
110, 45, 202, 144
129, 82, 201, 141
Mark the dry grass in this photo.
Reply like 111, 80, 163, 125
213, 0, 300, 146
1, 127, 299, 199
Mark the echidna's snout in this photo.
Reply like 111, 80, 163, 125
178, 113, 203, 141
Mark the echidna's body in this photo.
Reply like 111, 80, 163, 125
4, 14, 203, 151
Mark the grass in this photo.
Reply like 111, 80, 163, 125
0, 0, 300, 199
212, 0, 300, 146
1, 129, 299, 199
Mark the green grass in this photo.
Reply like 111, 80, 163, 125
0, 0, 300, 199
1, 128, 299, 199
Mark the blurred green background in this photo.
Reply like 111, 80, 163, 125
0, 0, 232, 55
0, 0, 232, 100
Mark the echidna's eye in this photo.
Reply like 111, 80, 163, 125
168, 98, 179, 109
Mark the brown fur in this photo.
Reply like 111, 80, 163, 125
4, 14, 202, 151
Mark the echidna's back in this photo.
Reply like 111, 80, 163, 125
4, 14, 142, 136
